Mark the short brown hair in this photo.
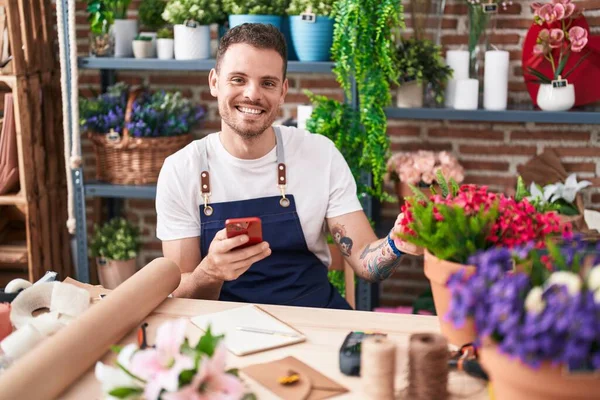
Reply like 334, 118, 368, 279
216, 23, 288, 79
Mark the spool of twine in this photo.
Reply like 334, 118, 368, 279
407, 332, 450, 400
361, 336, 397, 399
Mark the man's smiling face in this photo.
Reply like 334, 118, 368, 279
210, 43, 288, 140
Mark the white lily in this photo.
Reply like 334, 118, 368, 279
546, 271, 582, 296
544, 173, 592, 204
95, 344, 143, 399
527, 182, 550, 204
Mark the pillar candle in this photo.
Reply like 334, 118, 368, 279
444, 50, 469, 107
453, 79, 479, 110
297, 105, 313, 130
484, 50, 509, 110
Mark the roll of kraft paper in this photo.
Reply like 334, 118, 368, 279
0, 258, 181, 400
484, 50, 509, 110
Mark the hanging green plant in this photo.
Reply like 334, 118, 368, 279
307, 0, 404, 200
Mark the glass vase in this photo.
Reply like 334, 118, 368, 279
467, 3, 497, 81
89, 22, 114, 58
409, 0, 446, 45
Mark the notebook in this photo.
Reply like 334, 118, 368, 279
190, 304, 306, 356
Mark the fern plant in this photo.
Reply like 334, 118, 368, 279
307, 0, 403, 200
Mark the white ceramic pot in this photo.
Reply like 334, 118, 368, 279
132, 40, 153, 58
112, 19, 138, 57
537, 83, 575, 111
139, 31, 157, 57
396, 81, 423, 108
174, 24, 210, 60
157, 38, 174, 60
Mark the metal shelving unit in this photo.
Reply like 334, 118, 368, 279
384, 106, 600, 124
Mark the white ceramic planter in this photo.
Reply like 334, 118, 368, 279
537, 83, 575, 111
174, 24, 210, 60
139, 31, 157, 57
396, 81, 423, 108
157, 38, 174, 60
132, 40, 153, 58
112, 19, 138, 57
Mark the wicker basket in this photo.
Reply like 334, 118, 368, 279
89, 88, 194, 185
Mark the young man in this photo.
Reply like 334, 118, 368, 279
156, 23, 422, 309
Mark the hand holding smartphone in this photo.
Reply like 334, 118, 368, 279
225, 217, 263, 249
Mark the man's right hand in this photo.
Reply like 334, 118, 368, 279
198, 228, 271, 282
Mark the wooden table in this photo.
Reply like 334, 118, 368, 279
60, 298, 489, 399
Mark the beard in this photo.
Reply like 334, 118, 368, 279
219, 99, 279, 141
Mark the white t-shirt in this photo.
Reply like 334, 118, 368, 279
155, 125, 363, 266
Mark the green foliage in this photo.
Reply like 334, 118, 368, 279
162, 0, 227, 25
515, 176, 528, 202
395, 37, 452, 105
87, 0, 114, 34
134, 34, 153, 41
157, 27, 174, 39
195, 325, 224, 357
108, 387, 144, 398
287, 0, 337, 17
328, 270, 346, 297
138, 0, 167, 31
89, 217, 141, 261
329, 0, 404, 199
222, 0, 288, 16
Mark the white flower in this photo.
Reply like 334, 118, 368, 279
588, 265, 600, 291
544, 173, 592, 204
527, 182, 549, 204
546, 271, 582, 296
594, 289, 600, 304
95, 344, 143, 399
524, 286, 546, 314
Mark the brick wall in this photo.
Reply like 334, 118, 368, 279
75, 0, 600, 306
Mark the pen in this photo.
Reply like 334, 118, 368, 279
236, 326, 302, 338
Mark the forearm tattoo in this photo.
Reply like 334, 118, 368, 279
360, 236, 404, 281
331, 223, 353, 256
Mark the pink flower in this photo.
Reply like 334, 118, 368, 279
438, 151, 458, 166
553, 0, 575, 18
538, 3, 565, 23
412, 151, 436, 174
422, 171, 435, 185
569, 26, 588, 52
162, 344, 244, 400
130, 319, 195, 400
399, 168, 421, 185
548, 28, 565, 48
533, 43, 549, 56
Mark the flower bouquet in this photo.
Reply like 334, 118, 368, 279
395, 172, 563, 345
80, 84, 205, 185
95, 319, 253, 399
447, 236, 600, 399
516, 174, 592, 231
523, 0, 598, 110
386, 150, 464, 209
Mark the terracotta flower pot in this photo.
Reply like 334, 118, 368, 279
423, 249, 476, 346
480, 343, 600, 400
96, 257, 137, 289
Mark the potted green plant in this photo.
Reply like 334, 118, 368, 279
287, 0, 337, 62
156, 27, 174, 60
162, 0, 226, 60
138, 0, 168, 57
89, 217, 141, 289
104, 0, 136, 57
86, 0, 115, 56
395, 37, 452, 108
223, 0, 287, 30
132, 34, 153, 58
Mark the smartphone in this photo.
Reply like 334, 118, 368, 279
225, 217, 263, 249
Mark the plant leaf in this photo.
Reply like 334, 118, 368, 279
108, 387, 143, 398
195, 325, 224, 357
526, 67, 552, 83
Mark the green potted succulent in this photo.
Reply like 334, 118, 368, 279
89, 218, 141, 289
138, 0, 168, 57
395, 37, 452, 108
223, 0, 288, 30
286, 0, 337, 61
156, 27, 174, 60
132, 34, 153, 59
162, 0, 226, 60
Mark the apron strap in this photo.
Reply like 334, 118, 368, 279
198, 136, 213, 216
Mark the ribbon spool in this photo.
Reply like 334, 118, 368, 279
407, 333, 450, 400
361, 336, 397, 400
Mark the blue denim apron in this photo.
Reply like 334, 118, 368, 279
197, 127, 351, 309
